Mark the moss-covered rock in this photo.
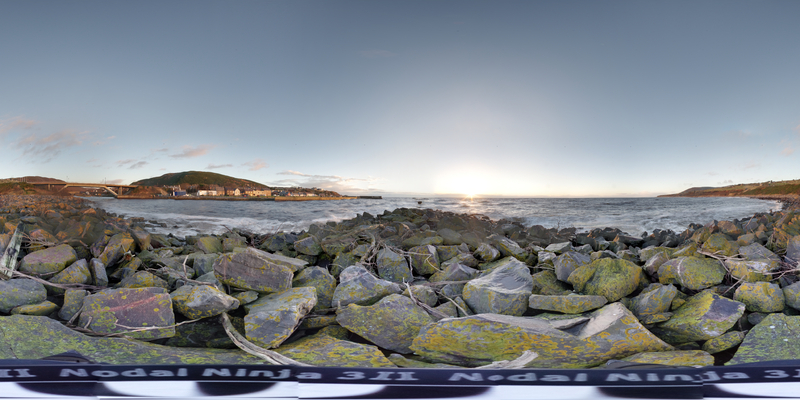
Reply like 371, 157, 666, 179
554, 251, 591, 282
212, 249, 293, 293
244, 287, 316, 349
620, 350, 714, 367
336, 294, 434, 353
658, 256, 726, 291
294, 236, 323, 256
528, 294, 607, 314
701, 233, 739, 256
79, 287, 176, 340
195, 236, 223, 254
727, 313, 800, 365
702, 331, 746, 354
407, 245, 440, 275
58, 289, 88, 321
171, 284, 240, 319
275, 330, 395, 367
402, 285, 438, 307
292, 266, 336, 312
0, 278, 47, 313
488, 234, 527, 261
567, 258, 642, 302
331, 265, 401, 308
531, 270, 571, 295
474, 243, 501, 262
11, 300, 59, 316
651, 290, 745, 344
733, 282, 785, 313
0, 315, 260, 363
629, 283, 678, 319
117, 270, 170, 290
410, 303, 671, 368
97, 232, 135, 267
376, 248, 411, 283
463, 258, 533, 316
18, 243, 77, 275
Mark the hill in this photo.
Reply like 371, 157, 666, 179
660, 179, 800, 198
132, 171, 269, 189
0, 181, 63, 196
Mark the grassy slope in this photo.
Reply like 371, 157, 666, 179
662, 179, 800, 197
132, 171, 268, 188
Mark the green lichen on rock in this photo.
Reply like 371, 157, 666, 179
18, 244, 77, 275
275, 331, 395, 367
244, 287, 316, 348
528, 294, 607, 314
331, 265, 401, 308
651, 290, 745, 344
407, 245, 440, 275
629, 283, 677, 319
58, 289, 88, 321
733, 282, 785, 312
463, 258, 533, 315
117, 270, 170, 290
620, 350, 714, 367
171, 284, 241, 319
376, 248, 411, 283
336, 294, 434, 353
702, 331, 745, 354
195, 236, 223, 254
0, 279, 47, 313
531, 270, 571, 295
79, 287, 176, 340
292, 266, 336, 312
410, 303, 672, 368
11, 301, 59, 316
567, 258, 641, 302
727, 313, 800, 365
98, 233, 135, 267
701, 233, 739, 256
658, 256, 726, 291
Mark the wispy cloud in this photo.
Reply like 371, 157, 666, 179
207, 163, 233, 170
782, 145, 795, 156
360, 50, 397, 58
243, 158, 268, 171
273, 170, 380, 194
116, 159, 137, 166
0, 116, 39, 137
12, 129, 89, 162
129, 161, 148, 169
169, 144, 216, 159
93, 136, 116, 146
719, 179, 734, 185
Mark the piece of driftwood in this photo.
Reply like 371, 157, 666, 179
0, 223, 23, 280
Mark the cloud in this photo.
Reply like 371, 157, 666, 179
169, 144, 216, 159
0, 116, 39, 137
782, 146, 795, 156
106, 179, 124, 184
243, 158, 268, 171
116, 159, 137, 165
743, 162, 761, 170
719, 180, 734, 185
11, 129, 89, 162
93, 136, 116, 146
129, 161, 148, 169
360, 50, 397, 58
207, 163, 233, 170
273, 170, 380, 194
151, 147, 169, 153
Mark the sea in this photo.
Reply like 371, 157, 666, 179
85, 196, 784, 239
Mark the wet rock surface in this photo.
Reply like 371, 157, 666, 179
1, 194, 800, 368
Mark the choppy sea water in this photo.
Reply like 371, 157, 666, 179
86, 196, 783, 239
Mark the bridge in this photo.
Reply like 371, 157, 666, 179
24, 181, 138, 197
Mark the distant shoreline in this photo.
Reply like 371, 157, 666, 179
116, 195, 377, 201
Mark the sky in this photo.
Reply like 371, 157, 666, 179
2, 0, 800, 197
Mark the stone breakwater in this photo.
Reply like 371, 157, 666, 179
1, 194, 800, 368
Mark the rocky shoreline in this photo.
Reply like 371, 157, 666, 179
1, 194, 800, 368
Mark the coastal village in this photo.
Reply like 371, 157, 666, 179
163, 184, 341, 199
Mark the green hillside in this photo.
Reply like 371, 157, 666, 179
661, 179, 800, 198
132, 171, 268, 188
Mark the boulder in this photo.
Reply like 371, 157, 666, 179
620, 350, 714, 367
0, 279, 47, 313
402, 285, 438, 307
213, 249, 293, 293
629, 283, 678, 319
785, 235, 800, 262
195, 236, 223, 254
11, 301, 58, 316
410, 303, 672, 368
331, 265, 401, 307
436, 245, 462, 262
407, 245, 440, 275
117, 270, 170, 290
222, 236, 247, 252
294, 236, 323, 256
244, 287, 317, 348
702, 331, 746, 354
97, 233, 135, 267
474, 243, 501, 262
651, 290, 745, 344
701, 233, 738, 256
336, 294, 434, 353
58, 289, 88, 321
532, 270, 571, 295
79, 287, 176, 340
292, 266, 337, 312
0, 315, 260, 364
48, 259, 92, 294
18, 244, 77, 275
658, 256, 726, 291
528, 294, 607, 314
275, 329, 395, 367
171, 284, 241, 319
546, 242, 573, 254
245, 247, 308, 272
129, 226, 152, 252
728, 313, 800, 365
376, 247, 411, 283
567, 258, 642, 302
733, 282, 785, 312
554, 251, 591, 283
783, 281, 800, 311
487, 234, 526, 261
89, 258, 108, 286
463, 258, 533, 316
725, 260, 774, 282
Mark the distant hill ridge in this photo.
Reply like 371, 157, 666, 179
132, 171, 268, 189
660, 179, 800, 198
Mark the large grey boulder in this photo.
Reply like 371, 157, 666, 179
658, 256, 726, 291
0, 279, 47, 313
376, 248, 411, 283
528, 294, 607, 314
407, 245, 440, 275
727, 313, 800, 365
410, 303, 672, 368
170, 284, 240, 319
48, 259, 92, 294
331, 265, 402, 307
294, 236, 323, 256
488, 234, 526, 261
554, 251, 591, 282
567, 258, 642, 302
733, 282, 785, 313
79, 287, 176, 340
336, 294, 434, 353
245, 247, 308, 272
786, 235, 800, 262
244, 287, 317, 348
651, 290, 745, 344
18, 244, 77, 275
292, 266, 337, 312
463, 258, 533, 316
213, 249, 293, 293
97, 233, 135, 267
629, 283, 678, 320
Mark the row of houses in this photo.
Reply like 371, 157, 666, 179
167, 185, 320, 197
